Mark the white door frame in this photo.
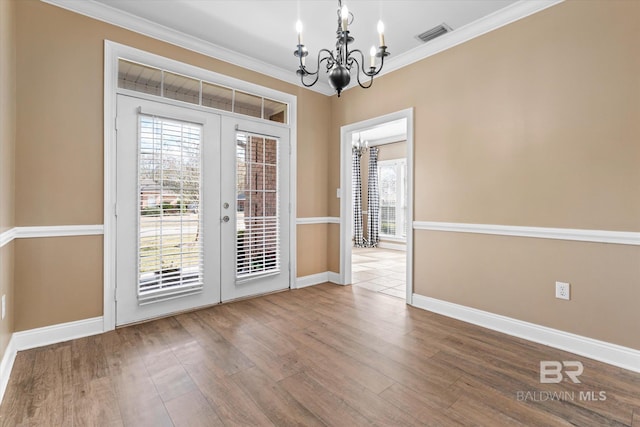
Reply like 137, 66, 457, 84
339, 108, 414, 303
103, 41, 297, 331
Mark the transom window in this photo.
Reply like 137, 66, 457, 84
117, 59, 288, 124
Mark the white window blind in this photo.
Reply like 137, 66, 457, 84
235, 133, 280, 281
378, 159, 407, 240
138, 115, 204, 304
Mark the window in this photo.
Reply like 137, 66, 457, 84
236, 133, 280, 280
378, 159, 407, 240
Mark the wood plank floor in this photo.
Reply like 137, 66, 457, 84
1, 284, 639, 426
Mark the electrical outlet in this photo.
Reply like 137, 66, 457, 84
555, 282, 570, 300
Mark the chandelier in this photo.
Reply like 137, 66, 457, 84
294, 0, 389, 97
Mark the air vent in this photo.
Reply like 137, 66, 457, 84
417, 23, 452, 43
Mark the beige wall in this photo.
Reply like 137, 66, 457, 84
415, 231, 640, 349
0, 0, 16, 234
296, 89, 331, 276
327, 223, 340, 274
13, 0, 330, 329
0, 0, 16, 362
297, 224, 328, 277
330, 0, 640, 349
14, 236, 103, 331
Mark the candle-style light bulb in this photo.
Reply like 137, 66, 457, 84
341, 5, 349, 31
296, 20, 303, 45
369, 46, 376, 68
377, 20, 385, 46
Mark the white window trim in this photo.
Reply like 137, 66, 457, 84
377, 158, 407, 241
103, 40, 297, 331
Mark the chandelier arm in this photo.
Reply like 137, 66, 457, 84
349, 54, 375, 89
298, 49, 338, 88
349, 48, 386, 78
319, 49, 338, 74
370, 50, 387, 77
298, 48, 335, 77
299, 72, 320, 88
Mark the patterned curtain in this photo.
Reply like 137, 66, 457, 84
366, 147, 380, 247
352, 147, 365, 247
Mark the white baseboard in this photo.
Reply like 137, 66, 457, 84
0, 316, 105, 405
0, 336, 17, 404
13, 316, 104, 352
411, 295, 640, 373
327, 271, 341, 284
295, 272, 330, 288
296, 271, 343, 288
378, 241, 406, 251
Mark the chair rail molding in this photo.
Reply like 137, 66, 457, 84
296, 217, 340, 225
1, 225, 104, 248
0, 228, 17, 249
413, 221, 640, 246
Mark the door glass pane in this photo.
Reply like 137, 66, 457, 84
236, 133, 280, 279
138, 115, 203, 303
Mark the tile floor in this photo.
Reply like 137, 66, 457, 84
352, 247, 406, 299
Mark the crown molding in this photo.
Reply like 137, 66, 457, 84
40, 0, 335, 96
384, 0, 565, 75
42, 0, 562, 98
342, 0, 564, 94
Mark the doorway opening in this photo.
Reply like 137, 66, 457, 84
339, 109, 414, 303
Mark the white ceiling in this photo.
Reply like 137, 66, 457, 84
92, 0, 516, 69
352, 118, 407, 146
46, 0, 562, 95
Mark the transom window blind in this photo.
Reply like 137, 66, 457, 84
118, 59, 288, 124
138, 115, 204, 303
235, 133, 280, 280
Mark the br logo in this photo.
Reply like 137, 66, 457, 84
540, 361, 583, 384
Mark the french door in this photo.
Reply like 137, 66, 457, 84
220, 119, 290, 301
115, 95, 290, 325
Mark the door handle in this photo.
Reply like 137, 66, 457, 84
222, 215, 230, 223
